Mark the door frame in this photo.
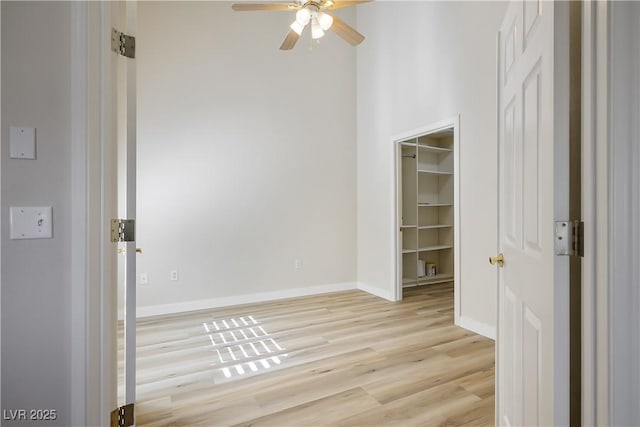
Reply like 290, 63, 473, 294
581, 1, 612, 425
391, 116, 461, 320
66, 2, 625, 426
74, 1, 123, 425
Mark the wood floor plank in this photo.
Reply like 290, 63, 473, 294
133, 283, 495, 426
233, 387, 381, 427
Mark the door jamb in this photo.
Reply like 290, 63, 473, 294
581, 2, 610, 425
79, 2, 119, 425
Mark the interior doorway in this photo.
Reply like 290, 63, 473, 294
394, 118, 461, 318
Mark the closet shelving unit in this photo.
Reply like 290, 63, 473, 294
399, 128, 455, 289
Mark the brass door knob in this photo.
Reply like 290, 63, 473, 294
136, 248, 142, 254
489, 253, 504, 267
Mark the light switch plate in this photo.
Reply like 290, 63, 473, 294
9, 126, 37, 159
10, 206, 53, 239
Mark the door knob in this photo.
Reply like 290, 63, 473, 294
136, 248, 142, 254
489, 253, 504, 267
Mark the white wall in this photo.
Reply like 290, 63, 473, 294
356, 1, 506, 335
136, 2, 357, 313
1, 2, 72, 425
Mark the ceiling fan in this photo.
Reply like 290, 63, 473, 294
231, 0, 370, 50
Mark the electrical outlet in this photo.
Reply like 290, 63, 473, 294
170, 270, 179, 281
294, 259, 301, 270
139, 273, 148, 285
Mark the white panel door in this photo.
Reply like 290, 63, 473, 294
497, 1, 570, 426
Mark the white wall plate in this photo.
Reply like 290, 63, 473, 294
9, 126, 37, 159
10, 206, 53, 239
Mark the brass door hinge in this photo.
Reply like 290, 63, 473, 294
111, 219, 135, 243
554, 220, 584, 257
110, 403, 134, 427
112, 28, 136, 59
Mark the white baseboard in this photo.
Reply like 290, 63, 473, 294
457, 315, 496, 340
357, 282, 395, 301
136, 281, 358, 318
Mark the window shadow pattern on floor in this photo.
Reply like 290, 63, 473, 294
203, 315, 288, 383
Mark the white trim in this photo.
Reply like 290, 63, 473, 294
458, 315, 496, 340
393, 139, 402, 302
391, 116, 461, 322
123, 0, 137, 405
137, 282, 358, 318
494, 29, 501, 427
594, 3, 610, 424
607, 3, 640, 425
582, 2, 609, 426
70, 2, 88, 425
582, 2, 611, 425
357, 281, 395, 301
83, 2, 118, 424
0, 2, 3, 416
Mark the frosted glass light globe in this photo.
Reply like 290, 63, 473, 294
317, 12, 333, 31
311, 17, 325, 39
296, 8, 311, 25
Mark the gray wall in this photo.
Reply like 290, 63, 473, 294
1, 2, 72, 426
135, 1, 357, 313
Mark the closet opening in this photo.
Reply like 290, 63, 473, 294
394, 117, 460, 316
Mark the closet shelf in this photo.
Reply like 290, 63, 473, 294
403, 273, 454, 286
418, 203, 453, 207
418, 245, 453, 252
403, 274, 454, 288
418, 225, 453, 230
417, 145, 452, 154
418, 169, 453, 175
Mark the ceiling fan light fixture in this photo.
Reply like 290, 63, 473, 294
317, 12, 333, 30
311, 17, 325, 39
295, 8, 311, 25
290, 20, 305, 35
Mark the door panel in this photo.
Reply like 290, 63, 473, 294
497, 1, 570, 426
522, 306, 542, 424
522, 64, 541, 252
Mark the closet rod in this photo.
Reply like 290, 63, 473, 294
402, 154, 416, 159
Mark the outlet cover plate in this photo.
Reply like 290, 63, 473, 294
9, 127, 36, 159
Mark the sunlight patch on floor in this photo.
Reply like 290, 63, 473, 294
202, 315, 288, 383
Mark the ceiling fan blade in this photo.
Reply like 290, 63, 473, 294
280, 28, 301, 50
325, 0, 372, 10
330, 15, 365, 46
231, 3, 296, 11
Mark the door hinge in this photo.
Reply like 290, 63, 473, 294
111, 219, 135, 243
110, 403, 134, 427
554, 220, 584, 257
111, 28, 136, 59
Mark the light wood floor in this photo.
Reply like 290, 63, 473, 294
133, 283, 495, 426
